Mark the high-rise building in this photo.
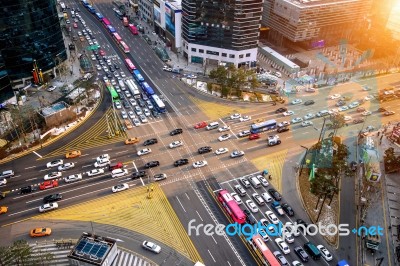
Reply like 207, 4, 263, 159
0, 59, 13, 104
386, 3, 400, 41
263, 0, 372, 48
182, 0, 263, 67
0, 0, 67, 86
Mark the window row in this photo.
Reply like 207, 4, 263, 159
190, 48, 251, 58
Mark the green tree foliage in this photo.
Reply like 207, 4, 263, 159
327, 114, 346, 129
0, 240, 54, 266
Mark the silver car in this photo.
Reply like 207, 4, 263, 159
144, 108, 151, 117
139, 114, 148, 123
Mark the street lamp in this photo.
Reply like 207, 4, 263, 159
299, 145, 309, 176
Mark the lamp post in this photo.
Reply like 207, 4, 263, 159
299, 145, 309, 176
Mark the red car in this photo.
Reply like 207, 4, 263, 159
194, 121, 207, 129
99, 49, 106, 56
73, 23, 78, 28
40, 180, 58, 190
249, 133, 260, 140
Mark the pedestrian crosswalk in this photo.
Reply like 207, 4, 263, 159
30, 243, 152, 266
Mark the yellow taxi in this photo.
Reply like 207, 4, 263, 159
0, 206, 7, 214
66, 150, 81, 159
125, 137, 140, 145
30, 227, 52, 237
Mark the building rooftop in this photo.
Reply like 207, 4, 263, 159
68, 233, 116, 265
280, 0, 362, 8
40, 102, 68, 117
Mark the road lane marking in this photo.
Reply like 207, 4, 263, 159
140, 177, 145, 186
208, 250, 216, 262
25, 166, 36, 170
132, 161, 138, 172
175, 196, 186, 212
211, 235, 218, 244
196, 210, 203, 222
25, 177, 38, 182
33, 151, 42, 158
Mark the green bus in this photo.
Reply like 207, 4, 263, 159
107, 85, 119, 102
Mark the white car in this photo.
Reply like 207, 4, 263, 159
39, 203, 58, 213
169, 140, 183, 149
317, 245, 333, 261
111, 183, 129, 193
218, 134, 231, 141
291, 99, 302, 105
96, 154, 110, 162
283, 111, 294, 116
64, 174, 82, 183
273, 71, 282, 78
128, 111, 135, 119
139, 114, 148, 123
193, 160, 208, 168
256, 175, 269, 187
348, 102, 360, 109
87, 169, 105, 176
90, 55, 96, 61
291, 117, 303, 124
252, 193, 265, 206
162, 65, 172, 72
129, 98, 137, 106
215, 148, 228, 155
344, 116, 352, 121
283, 231, 294, 243
328, 108, 338, 115
218, 126, 230, 132
277, 121, 290, 128
246, 200, 259, 213
301, 121, 313, 127
44, 172, 62, 180
275, 238, 290, 254
230, 150, 245, 158
285, 222, 300, 236
0, 178, 7, 186
120, 72, 126, 78
58, 163, 75, 171
329, 94, 341, 99
266, 210, 279, 224
94, 159, 110, 168
338, 106, 349, 112
231, 193, 242, 205
292, 261, 304, 266
115, 101, 122, 109
154, 173, 167, 181
46, 159, 64, 168
133, 119, 141, 126
364, 95, 373, 101
363, 110, 372, 116
303, 113, 315, 120
238, 130, 251, 137
144, 108, 151, 117
142, 241, 161, 254
137, 148, 151, 156
47, 85, 57, 92
239, 115, 251, 122
96, 65, 102, 71
230, 113, 241, 119
121, 111, 128, 119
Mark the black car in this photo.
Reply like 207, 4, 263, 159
296, 219, 309, 233
143, 138, 158, 146
174, 159, 189, 167
109, 66, 115, 72
266, 88, 279, 95
138, 98, 146, 107
268, 188, 282, 201
246, 214, 257, 225
198, 146, 212, 154
294, 246, 309, 262
141, 93, 149, 101
123, 101, 130, 108
151, 110, 160, 118
20, 185, 32, 194
353, 119, 364, 124
114, 64, 120, 69
282, 203, 294, 216
170, 128, 183, 136
43, 193, 62, 203
132, 171, 147, 179
275, 107, 287, 113
350, 161, 357, 171
277, 127, 290, 133
144, 161, 160, 168
106, 72, 112, 78
304, 100, 315, 106
243, 209, 251, 217
378, 107, 387, 112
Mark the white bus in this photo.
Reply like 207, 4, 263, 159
125, 79, 140, 98
60, 2, 66, 11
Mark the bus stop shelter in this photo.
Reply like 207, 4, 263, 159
259, 47, 300, 74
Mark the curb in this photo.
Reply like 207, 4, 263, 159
0, 89, 104, 165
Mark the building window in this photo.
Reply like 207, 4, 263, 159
207, 50, 219, 55
229, 54, 235, 58
222, 53, 227, 57
191, 48, 196, 52
239, 54, 244, 59
246, 53, 251, 57
199, 49, 204, 53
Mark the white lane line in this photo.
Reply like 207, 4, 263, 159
211, 235, 218, 245
82, 164, 92, 168
132, 161, 138, 172
185, 192, 190, 200
176, 196, 186, 212
25, 177, 38, 182
33, 151, 42, 158
25, 166, 36, 170
103, 148, 113, 151
208, 250, 216, 262
115, 150, 129, 154
196, 210, 203, 222
8, 206, 37, 216
227, 261, 232, 266
140, 177, 145, 186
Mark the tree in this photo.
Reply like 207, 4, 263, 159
328, 114, 346, 129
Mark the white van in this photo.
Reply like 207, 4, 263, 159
261, 192, 273, 202
118, 80, 126, 90
206, 122, 219, 130
111, 168, 128, 178
317, 110, 329, 117
250, 176, 261, 188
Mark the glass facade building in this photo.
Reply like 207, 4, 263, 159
0, 0, 67, 81
0, 59, 14, 104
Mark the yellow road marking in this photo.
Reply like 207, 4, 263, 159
33, 184, 202, 263
250, 149, 288, 193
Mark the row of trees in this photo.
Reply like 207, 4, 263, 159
0, 240, 54, 265
208, 65, 260, 98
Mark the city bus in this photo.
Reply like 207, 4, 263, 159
112, 33, 122, 43
106, 84, 119, 101
128, 24, 138, 35
95, 12, 104, 20
150, 94, 166, 113
133, 69, 144, 83
124, 59, 136, 73
249, 235, 280, 266
86, 5, 96, 14
81, 0, 89, 7
106, 25, 116, 33
123, 17, 129, 26
250, 119, 277, 134
125, 79, 140, 98
141, 82, 154, 96
102, 18, 111, 26
119, 41, 130, 53
114, 9, 123, 19
217, 189, 246, 224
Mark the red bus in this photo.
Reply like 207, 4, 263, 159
124, 58, 136, 72
249, 235, 280, 266
113, 33, 122, 43
128, 24, 138, 35
102, 18, 111, 26
217, 190, 246, 224
120, 41, 130, 53
123, 17, 129, 26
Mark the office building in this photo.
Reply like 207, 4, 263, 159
0, 0, 67, 87
138, 0, 154, 25
0, 59, 14, 105
263, 0, 372, 48
386, 4, 400, 41
182, 0, 263, 67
